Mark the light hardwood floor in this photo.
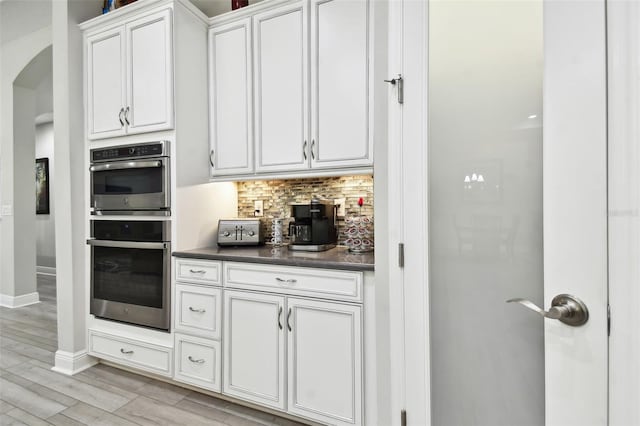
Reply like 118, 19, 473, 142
0, 275, 304, 426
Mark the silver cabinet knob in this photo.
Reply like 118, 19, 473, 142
506, 294, 589, 326
248, 230, 255, 236
223, 231, 230, 237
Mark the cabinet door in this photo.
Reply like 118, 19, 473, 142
310, 0, 372, 168
209, 18, 254, 176
125, 9, 174, 135
86, 27, 126, 140
223, 290, 286, 410
287, 298, 363, 426
253, 1, 309, 173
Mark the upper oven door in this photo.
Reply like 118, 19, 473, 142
90, 157, 169, 212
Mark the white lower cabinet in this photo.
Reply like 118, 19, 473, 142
174, 333, 221, 392
88, 330, 172, 377
222, 287, 363, 425
168, 259, 365, 425
287, 298, 363, 426
223, 290, 286, 410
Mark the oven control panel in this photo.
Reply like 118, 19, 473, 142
91, 141, 169, 162
218, 219, 264, 246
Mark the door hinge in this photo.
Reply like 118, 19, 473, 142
607, 304, 611, 336
398, 243, 405, 268
385, 74, 404, 104
401, 409, 407, 426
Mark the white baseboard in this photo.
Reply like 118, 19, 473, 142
36, 266, 56, 276
52, 350, 98, 375
0, 292, 40, 308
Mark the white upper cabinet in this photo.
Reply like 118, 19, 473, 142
86, 8, 174, 140
310, 0, 372, 168
126, 9, 174, 135
87, 27, 127, 139
253, 1, 310, 173
208, 0, 373, 179
209, 18, 254, 176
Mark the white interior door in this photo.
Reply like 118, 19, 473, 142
390, 0, 608, 425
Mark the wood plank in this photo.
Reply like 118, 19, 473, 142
77, 364, 150, 393
61, 402, 139, 426
115, 395, 225, 426
0, 399, 16, 414
135, 381, 190, 405
0, 413, 28, 426
7, 362, 132, 413
0, 337, 54, 364
0, 377, 67, 419
0, 348, 32, 369
5, 407, 51, 426
46, 413, 85, 426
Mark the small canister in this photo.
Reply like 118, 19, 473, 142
272, 218, 284, 246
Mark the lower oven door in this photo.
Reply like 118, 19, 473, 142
88, 239, 170, 330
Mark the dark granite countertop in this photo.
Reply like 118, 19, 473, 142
173, 245, 374, 272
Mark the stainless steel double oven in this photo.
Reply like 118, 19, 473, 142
88, 141, 172, 330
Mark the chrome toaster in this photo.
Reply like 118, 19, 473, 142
217, 219, 264, 246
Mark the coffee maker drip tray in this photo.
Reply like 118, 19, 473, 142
288, 243, 337, 252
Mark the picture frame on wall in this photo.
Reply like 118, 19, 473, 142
36, 157, 50, 215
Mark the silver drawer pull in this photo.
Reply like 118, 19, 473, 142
120, 348, 134, 355
275, 277, 297, 284
189, 269, 206, 274
188, 356, 205, 364
189, 307, 206, 313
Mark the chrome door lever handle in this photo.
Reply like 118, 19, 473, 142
506, 294, 589, 326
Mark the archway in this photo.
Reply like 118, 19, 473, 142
0, 30, 53, 307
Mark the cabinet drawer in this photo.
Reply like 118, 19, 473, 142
88, 330, 172, 376
174, 333, 221, 393
175, 259, 221, 285
224, 262, 362, 303
175, 284, 222, 339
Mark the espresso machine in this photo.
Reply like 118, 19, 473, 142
288, 199, 337, 251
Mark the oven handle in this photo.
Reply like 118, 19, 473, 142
86, 239, 168, 250
89, 160, 162, 172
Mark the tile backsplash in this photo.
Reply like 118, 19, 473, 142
237, 175, 374, 244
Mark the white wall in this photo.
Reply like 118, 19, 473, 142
0, 0, 52, 46
608, 1, 640, 424
35, 122, 55, 271
36, 70, 53, 117
190, 0, 263, 17
11, 85, 38, 299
